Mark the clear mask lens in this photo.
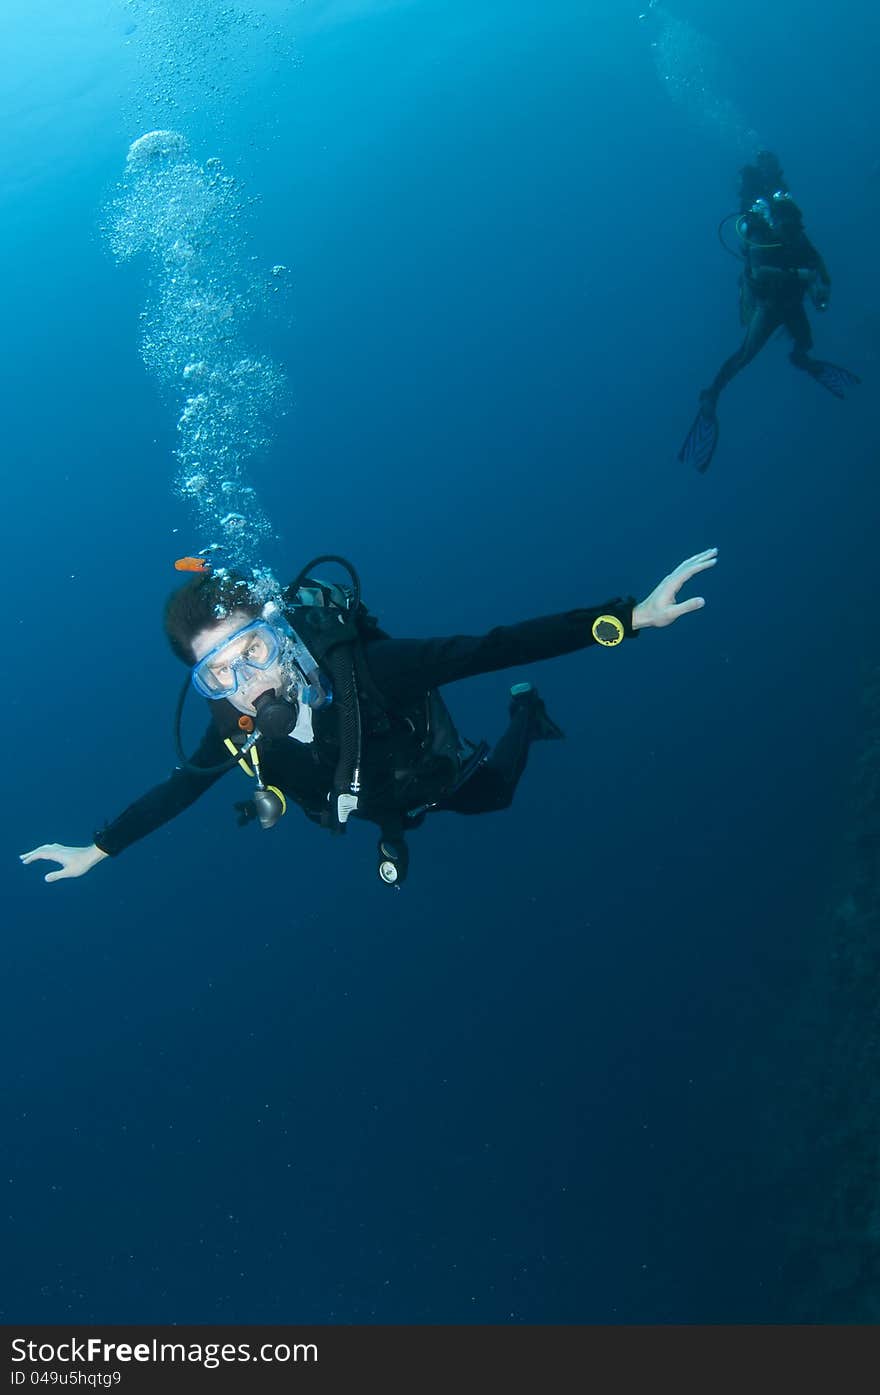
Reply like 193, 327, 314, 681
192, 620, 281, 699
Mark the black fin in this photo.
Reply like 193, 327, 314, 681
509, 684, 565, 740
803, 358, 861, 399
678, 396, 719, 474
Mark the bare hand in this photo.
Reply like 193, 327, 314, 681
633, 548, 718, 629
19, 844, 108, 883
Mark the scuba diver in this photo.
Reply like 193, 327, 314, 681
20, 546, 718, 890
679, 150, 860, 473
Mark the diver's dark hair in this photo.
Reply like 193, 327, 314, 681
738, 150, 788, 213
755, 150, 785, 180
164, 571, 261, 664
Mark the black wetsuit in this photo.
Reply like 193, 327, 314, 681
705, 218, 831, 405
678, 157, 856, 473
95, 598, 638, 856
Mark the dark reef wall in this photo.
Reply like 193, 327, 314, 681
769, 667, 880, 1320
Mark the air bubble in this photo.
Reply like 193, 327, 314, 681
106, 130, 286, 567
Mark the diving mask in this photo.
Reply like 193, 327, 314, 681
191, 608, 332, 710
191, 619, 283, 699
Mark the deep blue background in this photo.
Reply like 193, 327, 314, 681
2, 0, 878, 1321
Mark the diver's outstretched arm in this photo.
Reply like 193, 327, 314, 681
19, 843, 109, 882
632, 549, 718, 629
364, 548, 719, 704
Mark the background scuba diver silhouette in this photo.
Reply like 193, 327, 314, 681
20, 547, 718, 890
679, 150, 860, 473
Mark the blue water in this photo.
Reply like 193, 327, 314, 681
3, 0, 878, 1322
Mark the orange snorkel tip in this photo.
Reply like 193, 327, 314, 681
174, 556, 212, 573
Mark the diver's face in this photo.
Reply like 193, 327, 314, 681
191, 609, 288, 716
